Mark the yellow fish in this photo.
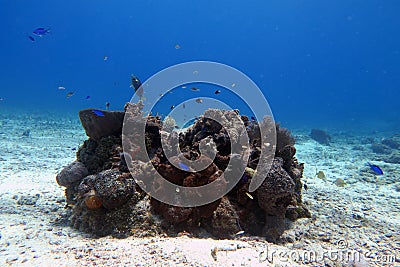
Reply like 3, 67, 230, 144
66, 91, 74, 98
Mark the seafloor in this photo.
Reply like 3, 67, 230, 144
0, 109, 399, 266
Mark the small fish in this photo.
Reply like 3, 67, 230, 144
33, 27, 50, 36
85, 95, 91, 100
195, 98, 203, 104
181, 86, 187, 89
105, 102, 110, 110
28, 35, 35, 42
103, 55, 108, 61
191, 87, 200, 91
334, 178, 346, 187
316, 170, 326, 180
22, 129, 30, 137
58, 86, 66, 90
175, 44, 181, 49
130, 74, 144, 100
367, 162, 384, 175
66, 91, 74, 98
240, 174, 250, 184
182, 103, 186, 109
231, 83, 236, 88
170, 105, 175, 110
245, 192, 253, 199
178, 162, 189, 171
304, 183, 308, 190
235, 230, 245, 236
92, 109, 105, 117
0, 97, 4, 101
214, 89, 221, 94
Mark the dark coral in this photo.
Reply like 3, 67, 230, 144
381, 136, 400, 149
148, 154, 225, 227
76, 136, 122, 174
78, 169, 137, 210
79, 109, 124, 141
56, 161, 88, 187
56, 161, 88, 204
56, 103, 309, 242
256, 158, 295, 242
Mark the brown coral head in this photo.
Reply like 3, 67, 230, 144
84, 195, 103, 209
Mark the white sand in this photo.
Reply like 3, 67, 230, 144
0, 113, 399, 266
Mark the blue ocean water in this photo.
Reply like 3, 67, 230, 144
1, 0, 399, 132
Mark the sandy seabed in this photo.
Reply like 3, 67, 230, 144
0, 112, 399, 267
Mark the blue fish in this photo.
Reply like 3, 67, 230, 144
33, 27, 50, 36
367, 162, 383, 175
178, 162, 189, 171
85, 95, 91, 100
92, 109, 105, 117
240, 174, 250, 184
28, 35, 35, 42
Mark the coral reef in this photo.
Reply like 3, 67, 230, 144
310, 129, 331, 145
56, 103, 309, 242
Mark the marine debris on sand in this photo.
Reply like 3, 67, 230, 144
56, 103, 310, 242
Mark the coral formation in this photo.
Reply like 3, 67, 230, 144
56, 103, 309, 242
79, 109, 124, 141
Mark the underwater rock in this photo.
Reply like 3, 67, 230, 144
70, 195, 160, 237
56, 161, 88, 187
384, 151, 400, 164
381, 136, 400, 149
257, 157, 295, 242
151, 200, 193, 224
78, 169, 136, 210
77, 136, 121, 174
275, 124, 295, 157
60, 105, 309, 242
371, 143, 391, 154
79, 109, 124, 141
310, 129, 331, 145
203, 197, 241, 239
149, 155, 225, 225
17, 193, 40, 205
